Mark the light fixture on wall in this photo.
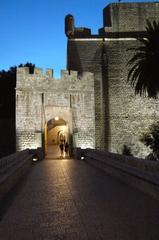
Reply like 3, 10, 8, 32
55, 116, 59, 121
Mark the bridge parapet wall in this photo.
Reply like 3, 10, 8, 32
83, 149, 159, 201
0, 149, 29, 174
0, 149, 33, 201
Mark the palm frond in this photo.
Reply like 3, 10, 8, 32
127, 19, 159, 98
127, 53, 146, 66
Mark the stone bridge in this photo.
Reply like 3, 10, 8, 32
0, 149, 159, 239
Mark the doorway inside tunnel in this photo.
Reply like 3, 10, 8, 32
45, 117, 70, 159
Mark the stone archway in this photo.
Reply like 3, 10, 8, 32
44, 106, 72, 158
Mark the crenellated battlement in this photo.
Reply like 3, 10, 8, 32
16, 67, 94, 91
17, 67, 53, 78
17, 67, 93, 80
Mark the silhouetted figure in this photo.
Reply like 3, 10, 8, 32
64, 142, 69, 157
63, 136, 66, 144
59, 142, 64, 157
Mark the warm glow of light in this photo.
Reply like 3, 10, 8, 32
18, 132, 42, 151
80, 144, 94, 149
60, 125, 67, 132
55, 116, 59, 121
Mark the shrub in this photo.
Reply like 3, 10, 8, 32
122, 145, 133, 156
140, 122, 159, 159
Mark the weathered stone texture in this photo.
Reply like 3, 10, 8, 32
67, 40, 107, 149
103, 2, 159, 32
68, 38, 159, 157
106, 39, 159, 157
16, 68, 95, 151
66, 2, 159, 157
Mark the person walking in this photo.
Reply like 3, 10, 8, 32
59, 142, 64, 158
64, 142, 69, 157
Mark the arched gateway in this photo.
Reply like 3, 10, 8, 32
16, 67, 95, 155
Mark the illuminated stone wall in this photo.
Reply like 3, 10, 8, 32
66, 2, 159, 157
106, 39, 159, 157
67, 40, 106, 150
16, 68, 95, 151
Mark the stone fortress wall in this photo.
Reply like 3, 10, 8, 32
66, 2, 159, 157
101, 2, 159, 33
16, 67, 95, 151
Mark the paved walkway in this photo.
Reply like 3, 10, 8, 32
0, 159, 159, 239
46, 145, 70, 160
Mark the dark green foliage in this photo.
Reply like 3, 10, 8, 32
0, 62, 35, 88
127, 20, 159, 98
0, 62, 35, 117
140, 122, 159, 159
0, 62, 35, 157
122, 145, 133, 156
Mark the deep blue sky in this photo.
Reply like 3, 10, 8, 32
0, 0, 154, 77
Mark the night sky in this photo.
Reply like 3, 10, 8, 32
0, 0, 154, 77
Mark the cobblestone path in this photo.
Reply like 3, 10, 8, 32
0, 159, 159, 240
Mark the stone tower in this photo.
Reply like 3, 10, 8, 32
66, 2, 159, 157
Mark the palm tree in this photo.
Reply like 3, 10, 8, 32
127, 20, 159, 98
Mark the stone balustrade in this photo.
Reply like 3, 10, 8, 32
0, 149, 30, 174
84, 149, 159, 174
79, 148, 159, 200
0, 149, 34, 201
